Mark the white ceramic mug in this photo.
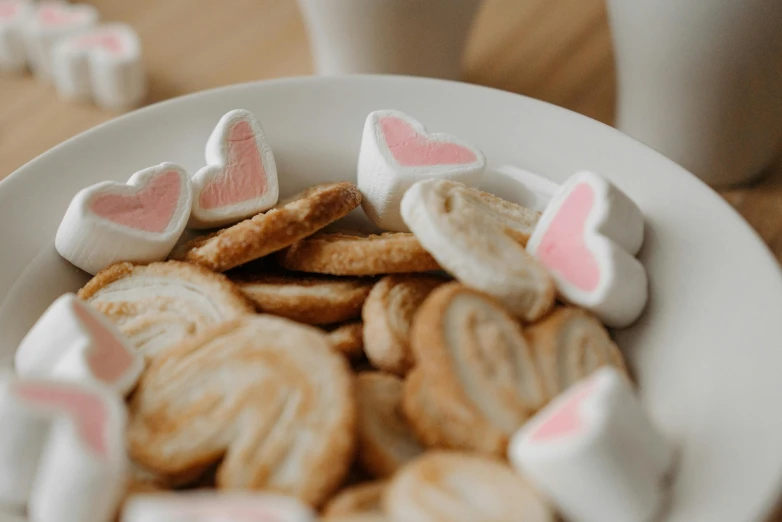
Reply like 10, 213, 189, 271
296, 0, 482, 80
606, 0, 782, 186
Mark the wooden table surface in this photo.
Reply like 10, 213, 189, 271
1, 0, 781, 517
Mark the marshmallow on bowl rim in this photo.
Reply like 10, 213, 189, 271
51, 23, 146, 111
508, 367, 674, 522
0, 373, 127, 522
357, 109, 486, 232
14, 293, 143, 395
526, 170, 648, 328
121, 492, 316, 522
0, 0, 32, 74
23, 1, 98, 80
55, 162, 192, 275
189, 109, 279, 229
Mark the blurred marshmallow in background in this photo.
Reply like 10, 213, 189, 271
607, 0, 782, 186
296, 0, 482, 80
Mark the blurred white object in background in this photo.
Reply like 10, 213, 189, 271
296, 0, 482, 80
607, 0, 782, 186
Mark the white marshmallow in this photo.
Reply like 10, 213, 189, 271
357, 109, 486, 232
23, 1, 98, 80
0, 374, 127, 522
122, 492, 316, 522
189, 109, 279, 229
0, 0, 32, 74
55, 162, 192, 275
508, 367, 673, 522
526, 170, 647, 328
15, 293, 142, 395
51, 23, 145, 110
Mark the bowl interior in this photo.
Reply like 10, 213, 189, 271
0, 76, 781, 522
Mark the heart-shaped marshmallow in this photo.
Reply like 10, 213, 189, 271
23, 2, 99, 80
55, 162, 192, 275
0, 0, 32, 73
0, 374, 126, 522
51, 23, 146, 110
189, 109, 279, 229
122, 492, 315, 522
357, 109, 486, 232
509, 367, 674, 522
526, 170, 647, 328
15, 293, 143, 395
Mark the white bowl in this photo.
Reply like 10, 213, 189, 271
0, 76, 781, 522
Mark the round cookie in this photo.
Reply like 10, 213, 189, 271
402, 283, 546, 455
362, 275, 444, 376
526, 306, 628, 400
384, 452, 554, 522
327, 322, 365, 359
174, 182, 362, 272
356, 372, 424, 478
126, 315, 356, 507
232, 273, 374, 325
276, 232, 441, 276
323, 481, 386, 519
78, 261, 253, 360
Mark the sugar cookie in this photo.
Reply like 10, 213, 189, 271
189, 109, 279, 229
326, 322, 365, 359
357, 109, 486, 232
122, 492, 315, 522
78, 261, 253, 360
384, 451, 554, 522
509, 367, 674, 522
127, 315, 356, 507
0, 0, 32, 73
527, 170, 647, 328
232, 273, 373, 325
15, 293, 142, 395
401, 179, 555, 321
402, 283, 546, 455
362, 275, 444, 376
356, 372, 424, 478
55, 162, 192, 275
23, 1, 99, 80
51, 23, 145, 110
277, 232, 440, 276
175, 182, 361, 272
526, 306, 627, 401
0, 374, 126, 522
323, 481, 386, 518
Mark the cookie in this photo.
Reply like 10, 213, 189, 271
356, 373, 424, 478
384, 452, 554, 522
474, 189, 540, 246
401, 179, 555, 322
126, 315, 356, 507
232, 273, 373, 325
323, 481, 386, 518
174, 182, 362, 272
277, 232, 441, 276
362, 275, 444, 376
327, 322, 365, 359
78, 261, 253, 361
526, 306, 628, 400
402, 283, 546, 455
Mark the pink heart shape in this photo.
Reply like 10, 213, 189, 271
379, 116, 477, 167
90, 170, 182, 233
14, 383, 109, 456
75, 33, 124, 54
530, 381, 596, 442
535, 182, 600, 292
199, 120, 268, 209
0, 2, 21, 20
38, 5, 85, 27
72, 301, 133, 384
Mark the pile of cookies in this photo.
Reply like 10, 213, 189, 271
4, 108, 672, 522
